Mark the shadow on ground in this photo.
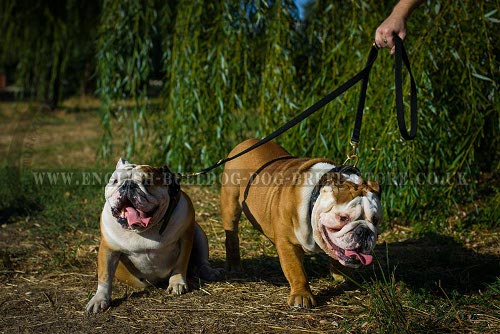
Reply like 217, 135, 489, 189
371, 233, 500, 294
225, 232, 500, 299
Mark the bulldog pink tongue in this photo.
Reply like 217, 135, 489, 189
125, 207, 152, 228
344, 250, 373, 266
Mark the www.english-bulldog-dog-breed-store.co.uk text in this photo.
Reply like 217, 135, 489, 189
86, 159, 222, 313
221, 139, 381, 308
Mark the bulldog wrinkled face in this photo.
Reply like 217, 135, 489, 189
105, 158, 170, 231
311, 172, 381, 268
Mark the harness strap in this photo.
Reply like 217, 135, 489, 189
241, 156, 295, 231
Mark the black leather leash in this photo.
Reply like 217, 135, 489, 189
345, 34, 417, 166
181, 34, 417, 177
394, 34, 418, 141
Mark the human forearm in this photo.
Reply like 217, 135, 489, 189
391, 0, 424, 20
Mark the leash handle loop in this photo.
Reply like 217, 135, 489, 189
346, 35, 418, 166
349, 34, 418, 145
393, 33, 418, 140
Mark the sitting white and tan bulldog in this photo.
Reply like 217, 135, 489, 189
86, 158, 222, 313
221, 139, 381, 308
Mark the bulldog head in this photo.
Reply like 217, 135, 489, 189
311, 170, 381, 268
105, 158, 177, 232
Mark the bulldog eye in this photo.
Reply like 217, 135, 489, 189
339, 215, 350, 222
371, 217, 379, 225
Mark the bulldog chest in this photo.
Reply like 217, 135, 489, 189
112, 233, 181, 280
103, 213, 183, 279
125, 246, 180, 279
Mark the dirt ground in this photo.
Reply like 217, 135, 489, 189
1, 102, 499, 333
2, 207, 500, 333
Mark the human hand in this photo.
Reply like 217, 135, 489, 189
375, 13, 407, 55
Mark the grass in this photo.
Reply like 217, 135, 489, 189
1, 101, 499, 333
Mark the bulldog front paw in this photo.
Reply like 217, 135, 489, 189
86, 293, 111, 314
287, 291, 317, 309
167, 274, 188, 295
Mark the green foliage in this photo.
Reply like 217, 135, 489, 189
0, 166, 103, 268
365, 273, 412, 333
0, 0, 99, 105
96, 0, 161, 158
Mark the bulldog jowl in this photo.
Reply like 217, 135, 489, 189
319, 222, 376, 266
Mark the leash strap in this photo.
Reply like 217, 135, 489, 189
350, 45, 378, 144
186, 45, 379, 177
184, 35, 417, 177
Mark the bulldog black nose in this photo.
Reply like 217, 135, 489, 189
355, 226, 370, 239
119, 180, 138, 197
122, 180, 137, 189
355, 226, 375, 250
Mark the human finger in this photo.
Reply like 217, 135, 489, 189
374, 28, 390, 49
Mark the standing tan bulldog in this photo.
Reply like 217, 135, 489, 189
221, 139, 381, 308
86, 158, 222, 313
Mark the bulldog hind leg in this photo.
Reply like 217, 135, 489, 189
220, 184, 242, 272
189, 223, 224, 281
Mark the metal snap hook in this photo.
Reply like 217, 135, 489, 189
343, 141, 360, 167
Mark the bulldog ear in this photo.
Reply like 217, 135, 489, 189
116, 157, 131, 169
367, 180, 382, 197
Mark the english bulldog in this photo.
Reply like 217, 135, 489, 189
86, 158, 222, 313
221, 139, 381, 308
